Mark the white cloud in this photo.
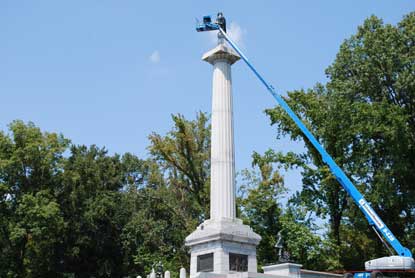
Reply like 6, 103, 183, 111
208, 22, 246, 47
149, 50, 160, 63
228, 22, 244, 45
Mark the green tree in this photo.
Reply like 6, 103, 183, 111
326, 13, 415, 257
121, 184, 189, 277
279, 206, 341, 271
122, 112, 212, 277
58, 145, 127, 277
9, 191, 64, 277
148, 112, 211, 224
0, 112, 213, 277
238, 150, 341, 270
0, 120, 69, 277
265, 12, 415, 269
238, 151, 286, 267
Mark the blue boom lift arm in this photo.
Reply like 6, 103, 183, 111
196, 16, 413, 260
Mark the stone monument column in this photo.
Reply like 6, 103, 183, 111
207, 39, 239, 221
185, 37, 261, 278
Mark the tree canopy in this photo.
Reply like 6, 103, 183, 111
265, 12, 415, 269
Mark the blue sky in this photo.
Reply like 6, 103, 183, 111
1, 1, 414, 195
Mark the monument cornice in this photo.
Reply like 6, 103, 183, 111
202, 43, 240, 65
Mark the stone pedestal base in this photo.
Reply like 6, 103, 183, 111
263, 263, 342, 278
263, 263, 302, 278
185, 218, 261, 277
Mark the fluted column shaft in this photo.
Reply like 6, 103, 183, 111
210, 59, 235, 220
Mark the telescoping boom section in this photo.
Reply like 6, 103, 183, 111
195, 13, 414, 277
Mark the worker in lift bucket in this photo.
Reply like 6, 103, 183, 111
216, 12, 226, 33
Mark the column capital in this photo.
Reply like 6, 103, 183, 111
202, 43, 240, 65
